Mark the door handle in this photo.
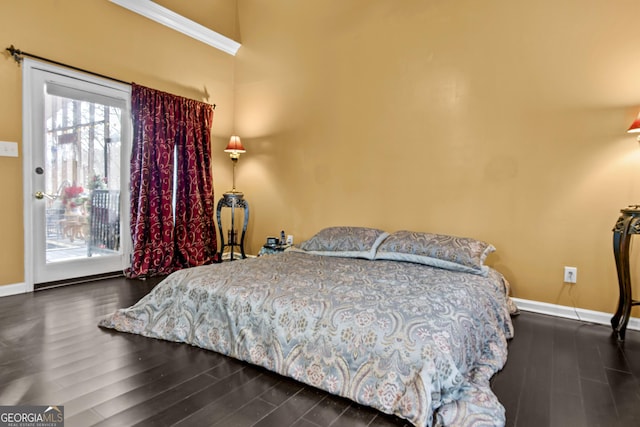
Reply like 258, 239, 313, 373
34, 191, 55, 200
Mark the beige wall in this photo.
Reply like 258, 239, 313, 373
2, 0, 640, 317
0, 0, 236, 285
233, 0, 640, 315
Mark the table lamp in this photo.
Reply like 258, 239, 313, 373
627, 113, 640, 141
224, 135, 246, 196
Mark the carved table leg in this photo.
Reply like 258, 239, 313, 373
612, 212, 636, 341
239, 201, 249, 259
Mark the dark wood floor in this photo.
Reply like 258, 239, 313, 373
1, 277, 639, 427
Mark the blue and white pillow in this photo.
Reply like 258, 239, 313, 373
374, 230, 495, 276
297, 226, 389, 260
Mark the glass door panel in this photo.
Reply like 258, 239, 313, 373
43, 94, 122, 264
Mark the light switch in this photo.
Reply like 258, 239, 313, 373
0, 141, 18, 157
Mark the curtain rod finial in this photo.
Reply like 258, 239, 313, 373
6, 45, 23, 64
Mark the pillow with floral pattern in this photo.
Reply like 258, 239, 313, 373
374, 230, 495, 276
297, 226, 389, 260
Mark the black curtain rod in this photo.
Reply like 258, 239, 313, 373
5, 45, 216, 110
7, 44, 130, 85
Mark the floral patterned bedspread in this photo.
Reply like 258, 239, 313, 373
99, 251, 514, 427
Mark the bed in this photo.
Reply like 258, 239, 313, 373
99, 227, 516, 427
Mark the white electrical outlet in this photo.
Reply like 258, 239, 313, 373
286, 235, 293, 245
564, 266, 577, 284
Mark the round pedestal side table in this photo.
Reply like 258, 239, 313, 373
216, 192, 249, 261
612, 206, 640, 340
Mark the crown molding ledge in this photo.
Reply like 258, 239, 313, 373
110, 0, 241, 56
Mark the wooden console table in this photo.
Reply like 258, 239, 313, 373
611, 206, 640, 340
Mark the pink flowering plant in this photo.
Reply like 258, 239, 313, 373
61, 185, 86, 209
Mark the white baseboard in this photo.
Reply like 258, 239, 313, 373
0, 282, 27, 297
512, 297, 640, 331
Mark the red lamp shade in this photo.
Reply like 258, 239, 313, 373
628, 115, 640, 134
224, 135, 246, 154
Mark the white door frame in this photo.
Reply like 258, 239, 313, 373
22, 59, 132, 291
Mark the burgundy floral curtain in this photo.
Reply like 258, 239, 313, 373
173, 97, 218, 269
127, 83, 218, 278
